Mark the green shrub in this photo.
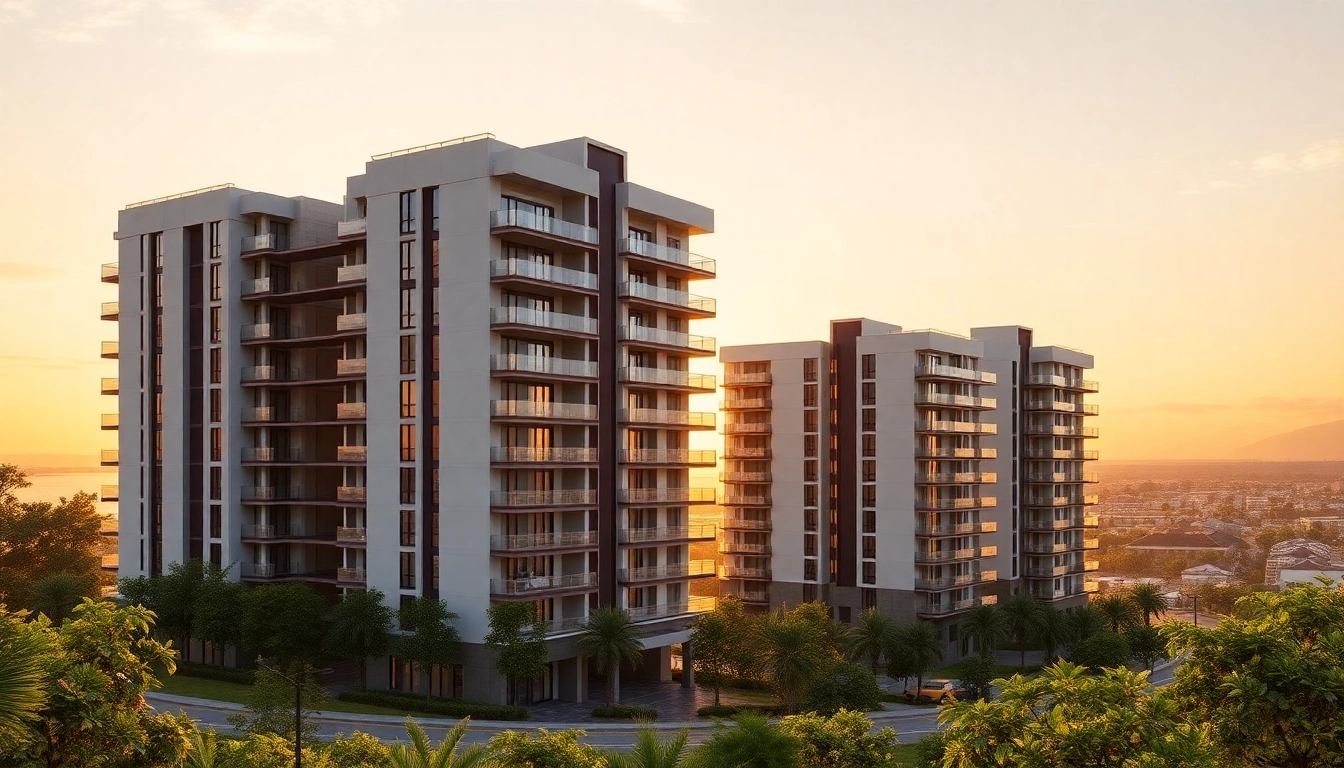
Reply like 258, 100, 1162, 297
800, 660, 882, 714
914, 731, 947, 768
174, 662, 255, 685
879, 692, 904, 703
335, 690, 528, 721
591, 704, 657, 720
697, 703, 783, 718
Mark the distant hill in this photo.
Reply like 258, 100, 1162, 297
1235, 420, 1344, 461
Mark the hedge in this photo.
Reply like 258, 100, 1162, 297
591, 704, 658, 720
336, 690, 529, 721
696, 704, 783, 718
175, 662, 256, 686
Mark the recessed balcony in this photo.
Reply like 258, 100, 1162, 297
492, 354, 598, 379
915, 364, 996, 384
336, 486, 367, 503
337, 567, 367, 585
101, 341, 118, 359
336, 446, 367, 462
491, 572, 599, 597
493, 400, 598, 422
722, 515, 771, 531
915, 392, 997, 409
619, 560, 715, 583
491, 531, 599, 553
1023, 517, 1084, 532
241, 524, 309, 539
917, 594, 997, 617
1023, 448, 1100, 461
1022, 541, 1071, 555
100, 378, 118, 395
617, 324, 716, 355
1025, 472, 1101, 484
723, 372, 771, 386
101, 262, 119, 283
914, 570, 997, 590
335, 313, 367, 332
242, 486, 306, 501
722, 398, 771, 411
336, 218, 367, 238
100, 302, 119, 321
490, 209, 598, 246
336, 358, 367, 377
1026, 400, 1100, 416
722, 422, 770, 435
914, 546, 997, 563
242, 233, 288, 252
718, 566, 771, 580
241, 446, 304, 462
491, 446, 599, 464
617, 238, 716, 278
722, 587, 769, 604
620, 449, 716, 466
721, 471, 771, 483
916, 497, 997, 511
723, 445, 771, 459
1025, 424, 1099, 438
492, 489, 598, 508
100, 485, 118, 502
915, 521, 998, 536
719, 541, 771, 555
626, 596, 717, 623
491, 259, 598, 293
618, 281, 716, 316
916, 446, 998, 459
619, 367, 716, 391
336, 402, 367, 420
101, 413, 118, 430
619, 408, 716, 429
915, 471, 997, 484
1027, 374, 1099, 392
336, 527, 367, 543
618, 487, 715, 505
336, 263, 367, 283
917, 420, 997, 435
618, 525, 716, 545
720, 493, 771, 506
100, 450, 118, 466
491, 306, 597, 337
1024, 564, 1069, 578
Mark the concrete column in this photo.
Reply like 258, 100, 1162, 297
681, 640, 694, 688
658, 646, 673, 682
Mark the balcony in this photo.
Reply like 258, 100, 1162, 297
627, 596, 717, 623
100, 302, 119, 321
617, 238, 716, 277
719, 566, 772, 580
719, 541, 771, 555
100, 450, 118, 466
491, 531, 599, 552
492, 354, 598, 379
620, 449, 716, 466
618, 487, 715, 504
101, 262, 119, 283
1027, 374, 1099, 392
619, 367, 716, 391
915, 521, 998, 536
915, 364, 996, 384
722, 515, 772, 531
491, 572, 599, 596
914, 570, 997, 590
337, 446, 367, 462
492, 400, 598, 421
1084, 581, 1100, 593
916, 446, 998, 459
915, 471, 996, 484
491, 259, 598, 292
723, 587, 770, 604
101, 341, 118, 359
335, 313, 367, 332
1023, 517, 1082, 532
336, 527, 367, 543
491, 306, 597, 336
525, 615, 591, 637
492, 489, 598, 508
490, 209, 598, 245
1025, 472, 1101, 484
918, 595, 997, 617
722, 398, 771, 410
336, 358, 367, 377
101, 413, 118, 430
1022, 541, 1070, 555
619, 408, 716, 428
241, 524, 307, 539
722, 422, 770, 435
617, 324, 716, 355
1083, 515, 1100, 527
619, 525, 716, 544
914, 547, 995, 563
721, 471, 771, 483
241, 563, 276, 578
100, 485, 118, 502
242, 486, 305, 501
916, 497, 996, 511
918, 420, 997, 435
619, 281, 716, 315
336, 486, 367, 503
101, 377, 119, 394
1026, 400, 1100, 416
1025, 424, 1100, 438
724, 372, 771, 386
242, 233, 288, 252
336, 263, 368, 283
1024, 565, 1069, 579
241, 446, 303, 462
491, 446, 599, 464
1023, 448, 1100, 461
720, 494, 771, 507
1083, 537, 1099, 549
915, 392, 997, 409
1025, 495, 1099, 508
336, 218, 367, 238
336, 402, 367, 420
619, 560, 715, 583
724, 446, 771, 459
337, 568, 367, 585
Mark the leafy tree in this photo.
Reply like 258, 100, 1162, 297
689, 598, 748, 705
998, 592, 1042, 669
1035, 605, 1069, 663
193, 565, 243, 666
888, 621, 943, 696
790, 601, 846, 656
327, 588, 395, 690
845, 607, 896, 674
1070, 631, 1130, 670
28, 572, 97, 624
0, 607, 48, 750
226, 661, 330, 743
241, 582, 327, 666
1063, 604, 1105, 655
485, 728, 608, 768
937, 662, 1216, 767
576, 607, 644, 706
396, 596, 462, 699
608, 725, 690, 768
1124, 624, 1168, 671
157, 559, 212, 662
687, 712, 802, 768
761, 608, 833, 713
800, 659, 881, 715
955, 655, 996, 701
1092, 594, 1140, 633
11, 600, 194, 767
1165, 581, 1344, 768
959, 604, 1007, 660
778, 709, 900, 768
1129, 583, 1169, 627
0, 468, 103, 610
484, 601, 548, 706
388, 717, 488, 768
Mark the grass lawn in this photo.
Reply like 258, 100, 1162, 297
154, 675, 423, 718
889, 742, 924, 767
718, 685, 779, 705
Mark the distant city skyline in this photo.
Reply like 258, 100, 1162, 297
0, 0, 1340, 460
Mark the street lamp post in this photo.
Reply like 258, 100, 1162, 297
259, 661, 312, 768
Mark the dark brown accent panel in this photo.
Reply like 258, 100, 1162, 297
587, 145, 625, 608
421, 188, 440, 597
831, 321, 862, 589
186, 225, 205, 562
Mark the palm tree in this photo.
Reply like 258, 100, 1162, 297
609, 726, 690, 768
895, 620, 944, 696
576, 608, 644, 706
388, 717, 488, 768
1036, 605, 1069, 663
760, 610, 829, 712
1093, 594, 1140, 633
999, 592, 1043, 669
1064, 605, 1106, 655
28, 574, 91, 625
0, 611, 47, 741
325, 588, 394, 690
1128, 584, 1169, 627
960, 604, 1008, 661
184, 728, 220, 768
846, 607, 896, 674
686, 712, 801, 768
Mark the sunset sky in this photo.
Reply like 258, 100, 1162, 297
0, 0, 1340, 460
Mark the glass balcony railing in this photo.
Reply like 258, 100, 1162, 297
491, 400, 598, 420
916, 497, 997, 511
491, 531, 599, 551
101, 413, 118, 430
619, 560, 716, 582
100, 485, 118, 502
620, 449, 717, 465
722, 422, 771, 435
100, 302, 119, 320
618, 487, 716, 504
722, 516, 771, 530
918, 420, 998, 434
491, 259, 598, 291
915, 364, 996, 384
242, 232, 288, 252
617, 324, 716, 353
915, 446, 998, 459
492, 489, 598, 507
1027, 374, 1099, 392
721, 471, 771, 483
719, 541, 771, 555
101, 341, 118, 359
100, 450, 118, 466
336, 358, 367, 376
101, 262, 119, 283
1025, 424, 1099, 438
1026, 400, 1100, 416
619, 281, 716, 313
617, 238, 716, 275
720, 494, 771, 506
491, 306, 597, 335
618, 525, 716, 544
241, 446, 303, 462
491, 447, 599, 463
100, 377, 118, 395
915, 471, 997, 484
336, 218, 367, 238
491, 572, 599, 595
1023, 448, 1100, 460
490, 209, 598, 244
619, 367, 715, 390
916, 392, 997, 409
722, 398, 771, 410
335, 313, 368, 332
626, 596, 716, 622
914, 570, 997, 590
719, 566, 771, 580
492, 354, 598, 378
619, 408, 716, 428
723, 372, 771, 385
336, 263, 368, 283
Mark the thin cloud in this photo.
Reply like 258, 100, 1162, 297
1254, 135, 1344, 175
0, 262, 61, 281
0, 0, 34, 24
45, 0, 144, 43
622, 0, 698, 23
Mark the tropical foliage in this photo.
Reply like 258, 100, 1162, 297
0, 464, 106, 612
576, 608, 645, 707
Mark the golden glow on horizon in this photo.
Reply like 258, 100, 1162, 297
0, 1, 1340, 460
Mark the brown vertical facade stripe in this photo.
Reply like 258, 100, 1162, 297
421, 187, 439, 597
186, 225, 205, 561
831, 320, 861, 588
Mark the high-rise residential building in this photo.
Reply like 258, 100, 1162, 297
105, 134, 718, 703
718, 319, 1098, 660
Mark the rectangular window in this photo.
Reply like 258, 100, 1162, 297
400, 241, 415, 282
803, 559, 818, 581
431, 286, 439, 327
432, 383, 439, 418
804, 410, 818, 432
862, 408, 876, 431
431, 424, 439, 462
400, 468, 417, 504
803, 357, 818, 382
431, 187, 440, 232
863, 509, 876, 533
400, 335, 416, 374
840, 607, 852, 624
432, 240, 439, 280
209, 467, 221, 500
804, 533, 818, 557
862, 381, 876, 405
209, 264, 221, 301
400, 552, 416, 590
804, 508, 818, 531
862, 535, 876, 559
862, 562, 876, 585
209, 389, 221, 423
804, 460, 818, 482
401, 380, 416, 418
862, 434, 876, 457
401, 424, 416, 461
400, 510, 416, 546
400, 191, 415, 234
210, 348, 221, 384
209, 543, 221, 567
628, 226, 653, 242
804, 485, 818, 507
803, 384, 817, 408
666, 235, 681, 250
804, 435, 817, 458
862, 460, 876, 482
209, 505, 221, 538
862, 485, 876, 507
862, 354, 876, 379
210, 428, 221, 462
862, 588, 877, 610
209, 221, 222, 259
210, 307, 221, 343
803, 583, 818, 601
400, 288, 416, 329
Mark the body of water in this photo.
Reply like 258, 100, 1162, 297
14, 471, 119, 521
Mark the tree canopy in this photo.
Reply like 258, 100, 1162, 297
0, 464, 104, 612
